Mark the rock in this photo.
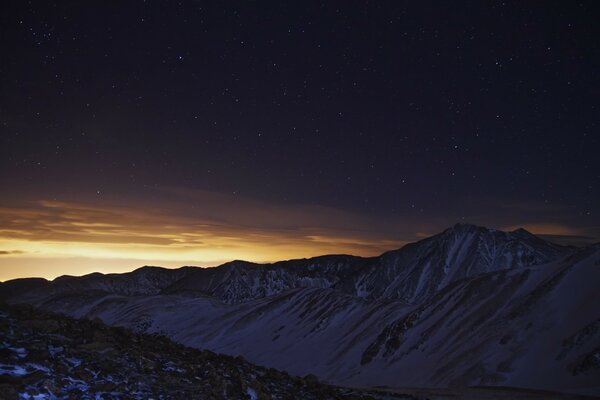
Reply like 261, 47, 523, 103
21, 319, 60, 333
0, 383, 19, 397
304, 373, 319, 386
0, 375, 23, 386
94, 381, 117, 391
76, 341, 114, 351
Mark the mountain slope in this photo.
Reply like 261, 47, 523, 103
162, 255, 370, 304
350, 223, 571, 303
0, 303, 415, 400
2, 224, 596, 396
12, 246, 598, 395
357, 246, 600, 394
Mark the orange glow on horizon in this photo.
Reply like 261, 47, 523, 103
1, 189, 593, 282
0, 191, 410, 281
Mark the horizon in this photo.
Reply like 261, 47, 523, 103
2, 221, 593, 282
1, 2, 598, 283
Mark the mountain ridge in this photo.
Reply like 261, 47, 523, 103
2, 223, 574, 305
2, 223, 597, 396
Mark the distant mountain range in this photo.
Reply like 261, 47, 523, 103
2, 223, 599, 397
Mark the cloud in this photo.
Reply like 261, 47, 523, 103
0, 250, 24, 255
501, 222, 585, 237
536, 234, 598, 246
1, 187, 597, 281
0, 188, 421, 281
500, 222, 599, 246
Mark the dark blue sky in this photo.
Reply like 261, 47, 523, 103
1, 1, 599, 256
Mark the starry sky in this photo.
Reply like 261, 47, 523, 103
1, 1, 599, 281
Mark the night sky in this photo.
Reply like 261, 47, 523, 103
1, 1, 599, 280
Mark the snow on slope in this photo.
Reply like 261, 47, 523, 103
10, 247, 599, 395
357, 246, 600, 395
14, 287, 412, 382
350, 223, 571, 304
162, 255, 369, 304
2, 224, 595, 396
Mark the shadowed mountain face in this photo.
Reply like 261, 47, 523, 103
2, 224, 598, 397
0, 304, 417, 400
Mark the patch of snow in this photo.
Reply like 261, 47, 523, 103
15, 348, 27, 358
85, 368, 100, 379
162, 361, 185, 373
4, 345, 27, 358
19, 394, 53, 400
0, 364, 28, 376
48, 345, 64, 356
62, 376, 90, 391
246, 387, 257, 400
63, 357, 82, 368
412, 261, 431, 302
26, 363, 50, 373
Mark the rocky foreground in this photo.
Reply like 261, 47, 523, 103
1, 304, 597, 400
0, 303, 416, 400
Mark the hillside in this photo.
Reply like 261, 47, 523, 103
2, 224, 598, 397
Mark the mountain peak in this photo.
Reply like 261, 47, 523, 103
510, 227, 536, 237
445, 223, 536, 239
445, 222, 487, 234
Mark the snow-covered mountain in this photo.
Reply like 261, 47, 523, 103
164, 223, 571, 305
358, 245, 600, 392
162, 255, 369, 304
6, 223, 570, 305
351, 223, 571, 303
2, 224, 598, 396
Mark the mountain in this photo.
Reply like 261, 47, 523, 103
358, 245, 600, 391
346, 223, 570, 303
161, 223, 571, 305
0, 303, 414, 400
0, 265, 195, 302
2, 224, 598, 397
7, 223, 571, 306
162, 255, 370, 304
